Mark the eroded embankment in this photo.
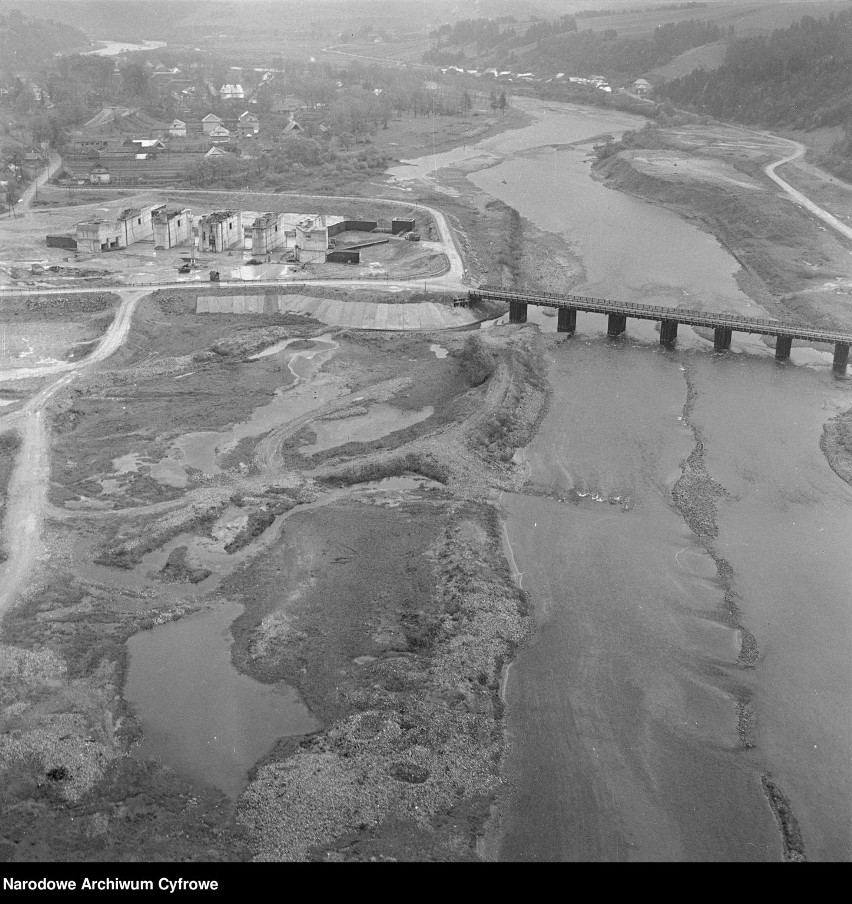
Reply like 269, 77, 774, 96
425, 177, 584, 295
820, 407, 852, 488
673, 364, 805, 862
592, 150, 849, 325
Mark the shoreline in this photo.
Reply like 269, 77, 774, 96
820, 407, 852, 488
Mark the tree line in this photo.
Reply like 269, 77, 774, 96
424, 14, 726, 80
659, 11, 852, 130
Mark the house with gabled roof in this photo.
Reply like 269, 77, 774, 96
237, 111, 260, 137
202, 113, 223, 135
208, 124, 230, 144
220, 84, 244, 101
89, 164, 111, 184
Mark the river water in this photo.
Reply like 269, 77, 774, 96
393, 97, 852, 861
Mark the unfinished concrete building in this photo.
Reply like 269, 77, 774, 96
198, 210, 243, 252
76, 219, 125, 253
295, 215, 330, 252
392, 218, 416, 235
118, 205, 156, 244
251, 212, 286, 254
153, 206, 192, 249
75, 204, 156, 252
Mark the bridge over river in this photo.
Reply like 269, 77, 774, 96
470, 287, 852, 373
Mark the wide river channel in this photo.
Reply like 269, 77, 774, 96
393, 97, 851, 861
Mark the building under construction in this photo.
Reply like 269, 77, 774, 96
251, 212, 286, 254
75, 204, 157, 253
153, 206, 192, 249
198, 210, 242, 252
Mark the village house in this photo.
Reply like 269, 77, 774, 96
129, 139, 166, 152
208, 124, 231, 144
168, 119, 187, 138
202, 113, 223, 135
89, 164, 110, 184
152, 205, 192, 249
237, 111, 260, 137
220, 84, 245, 101
198, 210, 243, 252
632, 78, 652, 97
68, 136, 110, 154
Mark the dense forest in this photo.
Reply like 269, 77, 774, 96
659, 11, 852, 129
0, 9, 88, 72
530, 18, 724, 77
424, 15, 726, 80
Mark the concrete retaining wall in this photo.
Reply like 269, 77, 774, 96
196, 294, 480, 330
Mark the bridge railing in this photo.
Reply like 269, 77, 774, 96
472, 286, 852, 345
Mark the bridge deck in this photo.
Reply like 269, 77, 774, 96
471, 287, 852, 345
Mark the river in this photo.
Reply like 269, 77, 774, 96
83, 40, 167, 57
394, 97, 851, 861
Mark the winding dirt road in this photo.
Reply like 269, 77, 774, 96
0, 289, 147, 619
763, 139, 852, 245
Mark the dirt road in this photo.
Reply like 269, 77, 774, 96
764, 139, 852, 246
0, 289, 147, 619
2, 150, 63, 221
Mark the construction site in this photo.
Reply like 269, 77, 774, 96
3, 188, 444, 288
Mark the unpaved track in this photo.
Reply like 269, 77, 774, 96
1, 150, 62, 221
0, 289, 147, 619
763, 139, 852, 245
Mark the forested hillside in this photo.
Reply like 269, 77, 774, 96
659, 11, 852, 129
424, 14, 727, 81
0, 9, 89, 72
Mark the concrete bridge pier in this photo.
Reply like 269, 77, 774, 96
509, 301, 528, 324
607, 313, 627, 337
775, 335, 793, 361
660, 319, 679, 346
557, 307, 577, 333
714, 327, 733, 351
833, 342, 849, 374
